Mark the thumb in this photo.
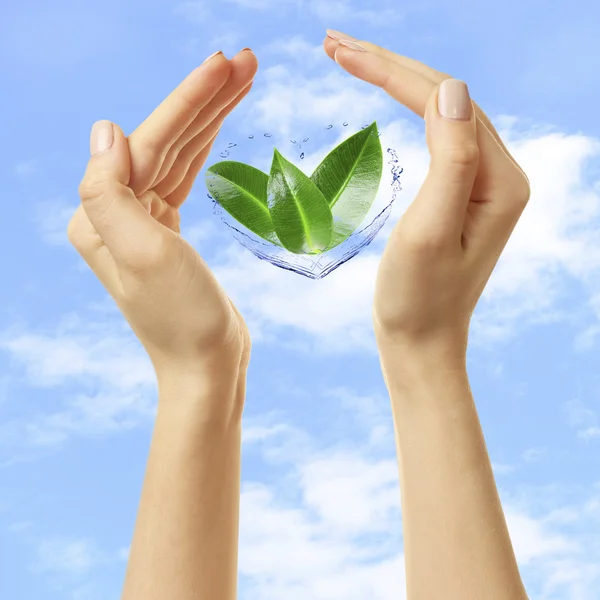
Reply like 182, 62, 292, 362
78, 120, 160, 262
407, 79, 478, 245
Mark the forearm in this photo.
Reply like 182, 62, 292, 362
379, 341, 527, 600
121, 372, 245, 600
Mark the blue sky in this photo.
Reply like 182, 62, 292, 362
2, 0, 600, 598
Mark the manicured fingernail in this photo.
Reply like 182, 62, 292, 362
438, 79, 472, 120
203, 50, 223, 64
326, 29, 355, 41
90, 120, 114, 155
338, 39, 366, 51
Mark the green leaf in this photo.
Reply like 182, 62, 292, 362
267, 149, 333, 254
205, 161, 280, 244
310, 121, 383, 249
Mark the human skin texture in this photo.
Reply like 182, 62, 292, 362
68, 49, 257, 600
68, 30, 531, 600
325, 31, 531, 600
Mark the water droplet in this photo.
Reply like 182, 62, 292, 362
290, 139, 296, 144
303, 137, 309, 142
377, 132, 382, 137
264, 133, 272, 138
361, 124, 368, 129
343, 122, 348, 126
300, 152, 305, 159
227, 142, 237, 148
248, 135, 254, 139
219, 150, 230, 158
207, 193, 213, 199
325, 124, 333, 129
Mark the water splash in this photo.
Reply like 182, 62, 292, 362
207, 121, 404, 279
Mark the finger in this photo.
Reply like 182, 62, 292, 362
331, 42, 519, 192
164, 133, 220, 209
78, 120, 164, 267
324, 32, 527, 182
153, 49, 258, 190
67, 204, 121, 291
142, 189, 182, 233
401, 80, 478, 247
154, 81, 254, 200
127, 52, 232, 196
332, 42, 531, 253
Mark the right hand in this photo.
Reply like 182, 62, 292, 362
326, 35, 530, 357
68, 49, 257, 401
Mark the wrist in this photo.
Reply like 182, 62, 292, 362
376, 334, 468, 395
155, 363, 247, 426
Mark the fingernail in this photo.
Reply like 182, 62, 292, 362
326, 29, 355, 41
203, 50, 223, 64
90, 120, 114, 155
438, 79, 471, 120
338, 39, 366, 52
241, 47, 253, 53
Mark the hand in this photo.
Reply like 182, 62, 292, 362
68, 49, 257, 401
324, 33, 530, 353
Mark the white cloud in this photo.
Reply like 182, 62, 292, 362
307, 0, 405, 27
32, 538, 98, 575
523, 447, 546, 463
565, 398, 600, 440
200, 57, 600, 355
181, 219, 218, 248
238, 387, 600, 599
32, 198, 78, 246
14, 159, 38, 177
239, 400, 406, 600
247, 63, 396, 137
117, 546, 130, 561
0, 314, 156, 450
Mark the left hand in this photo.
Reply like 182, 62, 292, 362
68, 49, 257, 398
323, 32, 531, 353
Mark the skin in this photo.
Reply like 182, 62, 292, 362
67, 32, 531, 600
69, 49, 256, 600
325, 31, 531, 599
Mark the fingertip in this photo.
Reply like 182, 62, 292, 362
90, 120, 114, 156
437, 79, 473, 122
203, 50, 226, 64
323, 37, 338, 59
86, 119, 131, 187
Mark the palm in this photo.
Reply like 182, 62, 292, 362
123, 50, 257, 353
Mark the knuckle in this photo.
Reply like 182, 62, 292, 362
515, 177, 531, 206
78, 177, 121, 203
498, 173, 531, 214
399, 223, 447, 255
66, 208, 89, 250
66, 215, 81, 247
438, 143, 480, 168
